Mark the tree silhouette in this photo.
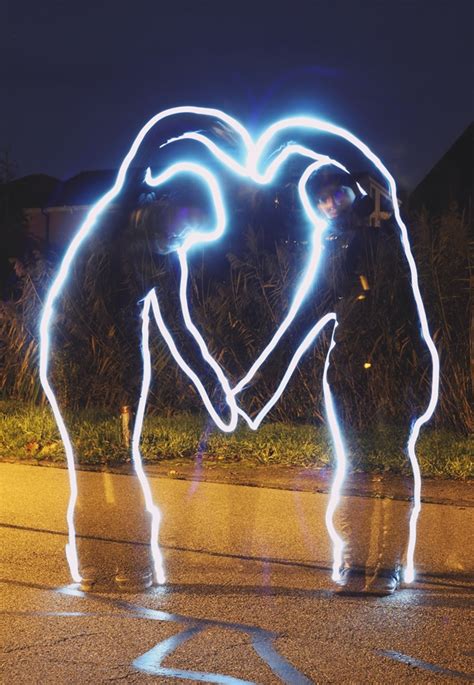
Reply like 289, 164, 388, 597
0, 149, 30, 298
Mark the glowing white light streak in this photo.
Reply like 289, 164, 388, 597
231, 160, 330, 397
144, 161, 240, 432
242, 114, 438, 583
39, 106, 256, 585
161, 132, 249, 179
144, 162, 227, 251
148, 289, 238, 433
40, 106, 438, 587
133, 293, 166, 584
322, 322, 347, 581
177, 249, 239, 431
238, 313, 337, 430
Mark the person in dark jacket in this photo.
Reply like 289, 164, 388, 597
310, 167, 419, 595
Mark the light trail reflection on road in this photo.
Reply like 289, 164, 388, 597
57, 584, 313, 684
2, 577, 473, 683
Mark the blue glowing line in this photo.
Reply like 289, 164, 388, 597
161, 132, 249, 178
247, 115, 438, 583
133, 625, 256, 684
132, 293, 166, 584
251, 637, 313, 685
322, 322, 347, 581
55, 585, 311, 683
148, 289, 238, 434
238, 313, 337, 430
40, 107, 438, 588
231, 160, 330, 397
39, 107, 257, 584
177, 249, 239, 430
144, 161, 241, 433
144, 162, 227, 251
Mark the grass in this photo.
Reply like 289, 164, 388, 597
0, 400, 472, 479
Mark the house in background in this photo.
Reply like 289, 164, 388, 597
23, 169, 151, 251
0, 173, 59, 214
409, 122, 473, 216
5, 168, 398, 252
4, 120, 471, 253
25, 170, 118, 249
409, 121, 473, 399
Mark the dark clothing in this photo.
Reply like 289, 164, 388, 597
319, 209, 421, 432
320, 210, 416, 572
320, 214, 388, 305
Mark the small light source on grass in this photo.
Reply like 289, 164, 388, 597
363, 362, 372, 369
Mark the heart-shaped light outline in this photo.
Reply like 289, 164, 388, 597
144, 156, 336, 433
39, 106, 439, 587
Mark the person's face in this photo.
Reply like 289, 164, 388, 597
316, 184, 354, 220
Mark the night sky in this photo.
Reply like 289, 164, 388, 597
3, 0, 473, 191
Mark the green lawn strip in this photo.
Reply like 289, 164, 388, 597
0, 401, 472, 479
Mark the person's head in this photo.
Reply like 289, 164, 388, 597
131, 187, 208, 254
310, 169, 356, 221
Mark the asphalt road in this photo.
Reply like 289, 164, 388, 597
1, 463, 473, 684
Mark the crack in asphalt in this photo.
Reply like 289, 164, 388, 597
3, 631, 100, 654
0, 521, 328, 573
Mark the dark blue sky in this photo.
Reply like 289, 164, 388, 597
2, 0, 473, 190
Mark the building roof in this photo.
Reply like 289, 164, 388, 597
0, 173, 59, 209
45, 170, 119, 207
6, 165, 407, 213
410, 122, 473, 215
1, 169, 148, 211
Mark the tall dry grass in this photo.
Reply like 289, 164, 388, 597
0, 207, 471, 434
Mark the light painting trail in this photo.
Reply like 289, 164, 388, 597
39, 106, 439, 588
